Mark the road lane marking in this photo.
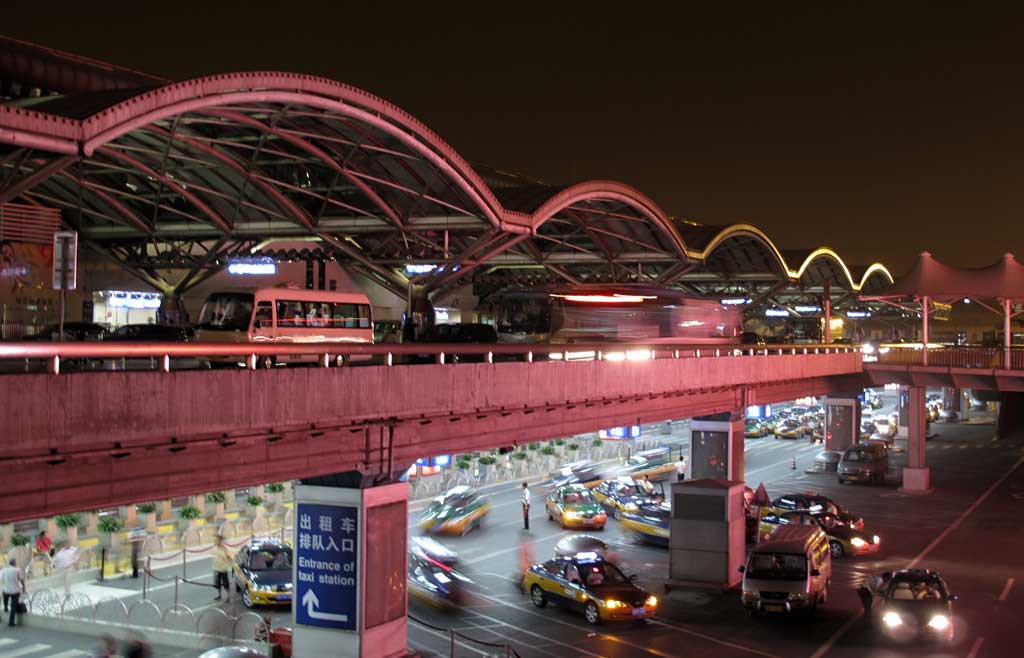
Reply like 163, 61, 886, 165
809, 452, 1024, 658
0, 645, 52, 658
45, 651, 89, 658
998, 577, 1014, 601
966, 636, 985, 658
464, 530, 572, 564
0, 642, 13, 649
646, 619, 784, 658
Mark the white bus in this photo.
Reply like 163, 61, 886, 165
195, 286, 373, 367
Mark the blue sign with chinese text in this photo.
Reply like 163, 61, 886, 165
295, 503, 359, 630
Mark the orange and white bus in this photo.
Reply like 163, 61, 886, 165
195, 286, 373, 367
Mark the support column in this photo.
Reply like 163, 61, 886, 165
690, 412, 745, 483
1005, 298, 1013, 370
292, 475, 408, 658
921, 296, 930, 366
823, 395, 861, 451
823, 280, 832, 344
902, 386, 931, 492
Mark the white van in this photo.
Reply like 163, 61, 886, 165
195, 286, 373, 368
740, 524, 832, 617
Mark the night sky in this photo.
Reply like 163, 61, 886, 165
6, 3, 1024, 272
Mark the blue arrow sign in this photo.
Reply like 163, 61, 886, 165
295, 503, 358, 630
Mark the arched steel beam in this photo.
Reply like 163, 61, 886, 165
96, 147, 232, 233
52, 171, 153, 236
0, 154, 77, 204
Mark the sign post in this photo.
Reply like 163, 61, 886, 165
52, 230, 78, 342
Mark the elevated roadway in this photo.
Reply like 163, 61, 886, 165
0, 342, 863, 521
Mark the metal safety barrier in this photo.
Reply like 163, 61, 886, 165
409, 613, 523, 658
875, 345, 1024, 369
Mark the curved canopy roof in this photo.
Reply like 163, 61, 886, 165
0, 35, 892, 309
865, 251, 1024, 301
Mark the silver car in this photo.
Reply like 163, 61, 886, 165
837, 444, 889, 485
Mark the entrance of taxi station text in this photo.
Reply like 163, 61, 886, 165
292, 471, 409, 658
689, 412, 744, 482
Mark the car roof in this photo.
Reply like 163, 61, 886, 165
755, 524, 824, 554
891, 568, 943, 583
250, 538, 290, 550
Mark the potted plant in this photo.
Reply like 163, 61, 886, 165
567, 443, 580, 454
205, 492, 227, 520
477, 455, 496, 481
265, 483, 285, 509
10, 533, 29, 563
137, 503, 158, 533
178, 504, 202, 531
512, 451, 528, 461
11, 533, 30, 548
98, 515, 123, 550
247, 495, 265, 519
54, 513, 81, 546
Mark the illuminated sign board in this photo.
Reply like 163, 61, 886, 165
765, 308, 790, 317
107, 290, 162, 309
227, 257, 277, 275
720, 298, 751, 305
404, 263, 438, 275
846, 311, 872, 318
599, 425, 642, 440
794, 305, 822, 314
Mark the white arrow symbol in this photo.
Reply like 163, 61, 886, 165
302, 588, 349, 623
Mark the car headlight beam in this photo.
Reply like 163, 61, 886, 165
850, 537, 867, 548
603, 599, 626, 609
645, 595, 658, 607
882, 611, 902, 628
928, 614, 950, 631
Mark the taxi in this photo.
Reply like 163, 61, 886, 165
618, 502, 670, 547
774, 419, 807, 439
768, 492, 864, 529
592, 476, 658, 520
417, 486, 491, 536
546, 484, 607, 530
617, 447, 677, 481
758, 510, 880, 557
232, 539, 293, 608
523, 553, 657, 625
745, 419, 770, 438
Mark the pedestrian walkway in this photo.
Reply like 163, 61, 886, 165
0, 631, 197, 658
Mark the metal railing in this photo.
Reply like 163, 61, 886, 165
0, 340, 860, 375
874, 345, 1024, 369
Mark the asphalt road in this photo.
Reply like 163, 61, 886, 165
36, 393, 1024, 658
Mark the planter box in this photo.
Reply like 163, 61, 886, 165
144, 512, 158, 533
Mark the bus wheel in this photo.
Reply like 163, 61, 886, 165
259, 355, 275, 369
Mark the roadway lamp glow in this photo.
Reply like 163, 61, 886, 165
626, 350, 654, 361
404, 263, 438, 275
882, 611, 903, 628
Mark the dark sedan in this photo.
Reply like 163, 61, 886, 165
877, 569, 956, 643
23, 322, 107, 341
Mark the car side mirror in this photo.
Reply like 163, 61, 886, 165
738, 565, 746, 573
811, 569, 821, 577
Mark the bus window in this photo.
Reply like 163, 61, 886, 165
253, 302, 273, 329
277, 301, 305, 327
198, 293, 254, 331
358, 304, 371, 328
333, 303, 360, 328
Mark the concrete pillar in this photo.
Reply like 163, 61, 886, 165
902, 386, 930, 492
690, 412, 745, 482
293, 478, 408, 658
668, 479, 745, 589
823, 396, 861, 451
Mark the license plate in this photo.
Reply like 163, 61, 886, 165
276, 594, 291, 601
765, 604, 784, 613
632, 608, 645, 617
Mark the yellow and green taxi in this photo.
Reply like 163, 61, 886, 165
618, 502, 670, 547
759, 510, 880, 558
745, 419, 770, 438
592, 476, 658, 520
233, 539, 293, 608
523, 554, 658, 625
417, 486, 491, 536
546, 484, 607, 530
617, 447, 677, 481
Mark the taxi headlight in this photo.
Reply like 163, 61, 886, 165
742, 591, 759, 602
255, 584, 275, 592
603, 599, 626, 609
645, 595, 658, 607
850, 537, 868, 548
565, 511, 580, 520
883, 611, 902, 628
927, 614, 950, 631
872, 535, 880, 544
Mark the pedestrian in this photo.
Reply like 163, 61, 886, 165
52, 543, 81, 596
123, 635, 152, 658
856, 584, 874, 623
35, 530, 53, 558
676, 456, 687, 482
212, 535, 232, 602
521, 481, 530, 531
93, 635, 117, 658
1, 557, 26, 627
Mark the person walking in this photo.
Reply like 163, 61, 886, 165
52, 543, 81, 596
856, 584, 874, 623
1, 557, 26, 627
521, 481, 531, 531
93, 635, 117, 658
212, 535, 232, 602
676, 456, 687, 482
35, 531, 53, 558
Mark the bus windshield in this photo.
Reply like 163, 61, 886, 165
198, 293, 254, 331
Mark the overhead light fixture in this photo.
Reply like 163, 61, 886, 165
765, 309, 790, 317
553, 294, 655, 303
794, 305, 822, 313
720, 298, 752, 305
227, 256, 277, 276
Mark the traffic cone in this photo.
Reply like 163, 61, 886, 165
791, 456, 796, 470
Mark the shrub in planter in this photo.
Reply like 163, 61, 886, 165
136, 502, 157, 514
592, 439, 604, 447
477, 455, 497, 466
567, 443, 580, 451
555, 439, 565, 446
98, 515, 123, 534
455, 459, 472, 470
266, 483, 285, 494
512, 451, 528, 460
247, 496, 264, 508
179, 505, 202, 521
205, 492, 227, 504
540, 446, 557, 456
11, 533, 30, 547
527, 442, 540, 451
55, 514, 81, 531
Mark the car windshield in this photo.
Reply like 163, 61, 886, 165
747, 553, 807, 581
198, 293, 254, 331
843, 449, 868, 462
249, 546, 291, 571
889, 581, 945, 601
564, 491, 593, 504
580, 561, 629, 588
616, 484, 637, 497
